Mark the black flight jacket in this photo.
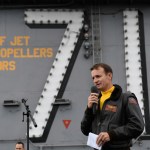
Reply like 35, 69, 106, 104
81, 84, 144, 149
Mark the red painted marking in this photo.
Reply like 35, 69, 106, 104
63, 120, 71, 129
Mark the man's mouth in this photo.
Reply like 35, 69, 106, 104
96, 83, 101, 87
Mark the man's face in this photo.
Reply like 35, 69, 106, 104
15, 144, 24, 150
91, 67, 112, 92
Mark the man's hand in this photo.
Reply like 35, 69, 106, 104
87, 93, 99, 108
96, 132, 110, 146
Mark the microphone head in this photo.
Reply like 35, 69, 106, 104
22, 98, 27, 103
91, 86, 99, 94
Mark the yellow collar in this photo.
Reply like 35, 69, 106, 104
101, 86, 115, 95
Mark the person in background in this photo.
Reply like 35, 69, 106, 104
15, 141, 25, 150
81, 63, 144, 150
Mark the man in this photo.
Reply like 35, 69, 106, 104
15, 141, 25, 150
81, 63, 144, 150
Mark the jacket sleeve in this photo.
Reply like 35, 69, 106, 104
81, 106, 94, 136
108, 95, 144, 141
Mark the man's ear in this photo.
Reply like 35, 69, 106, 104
108, 72, 113, 80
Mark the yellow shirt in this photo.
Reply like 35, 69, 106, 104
100, 86, 115, 110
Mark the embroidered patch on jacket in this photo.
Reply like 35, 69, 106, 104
128, 97, 138, 104
105, 104, 117, 112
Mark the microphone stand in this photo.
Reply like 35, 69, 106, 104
22, 99, 37, 150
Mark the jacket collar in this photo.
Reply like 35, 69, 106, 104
99, 84, 122, 101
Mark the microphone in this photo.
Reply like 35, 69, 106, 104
22, 99, 27, 103
91, 86, 99, 114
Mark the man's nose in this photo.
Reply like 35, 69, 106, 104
94, 78, 98, 84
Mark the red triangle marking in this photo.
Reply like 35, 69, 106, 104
63, 120, 71, 129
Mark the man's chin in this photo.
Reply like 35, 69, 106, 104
96, 86, 101, 90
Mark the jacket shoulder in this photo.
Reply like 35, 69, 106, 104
122, 91, 138, 106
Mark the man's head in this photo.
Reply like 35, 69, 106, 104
90, 63, 113, 92
15, 141, 24, 150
